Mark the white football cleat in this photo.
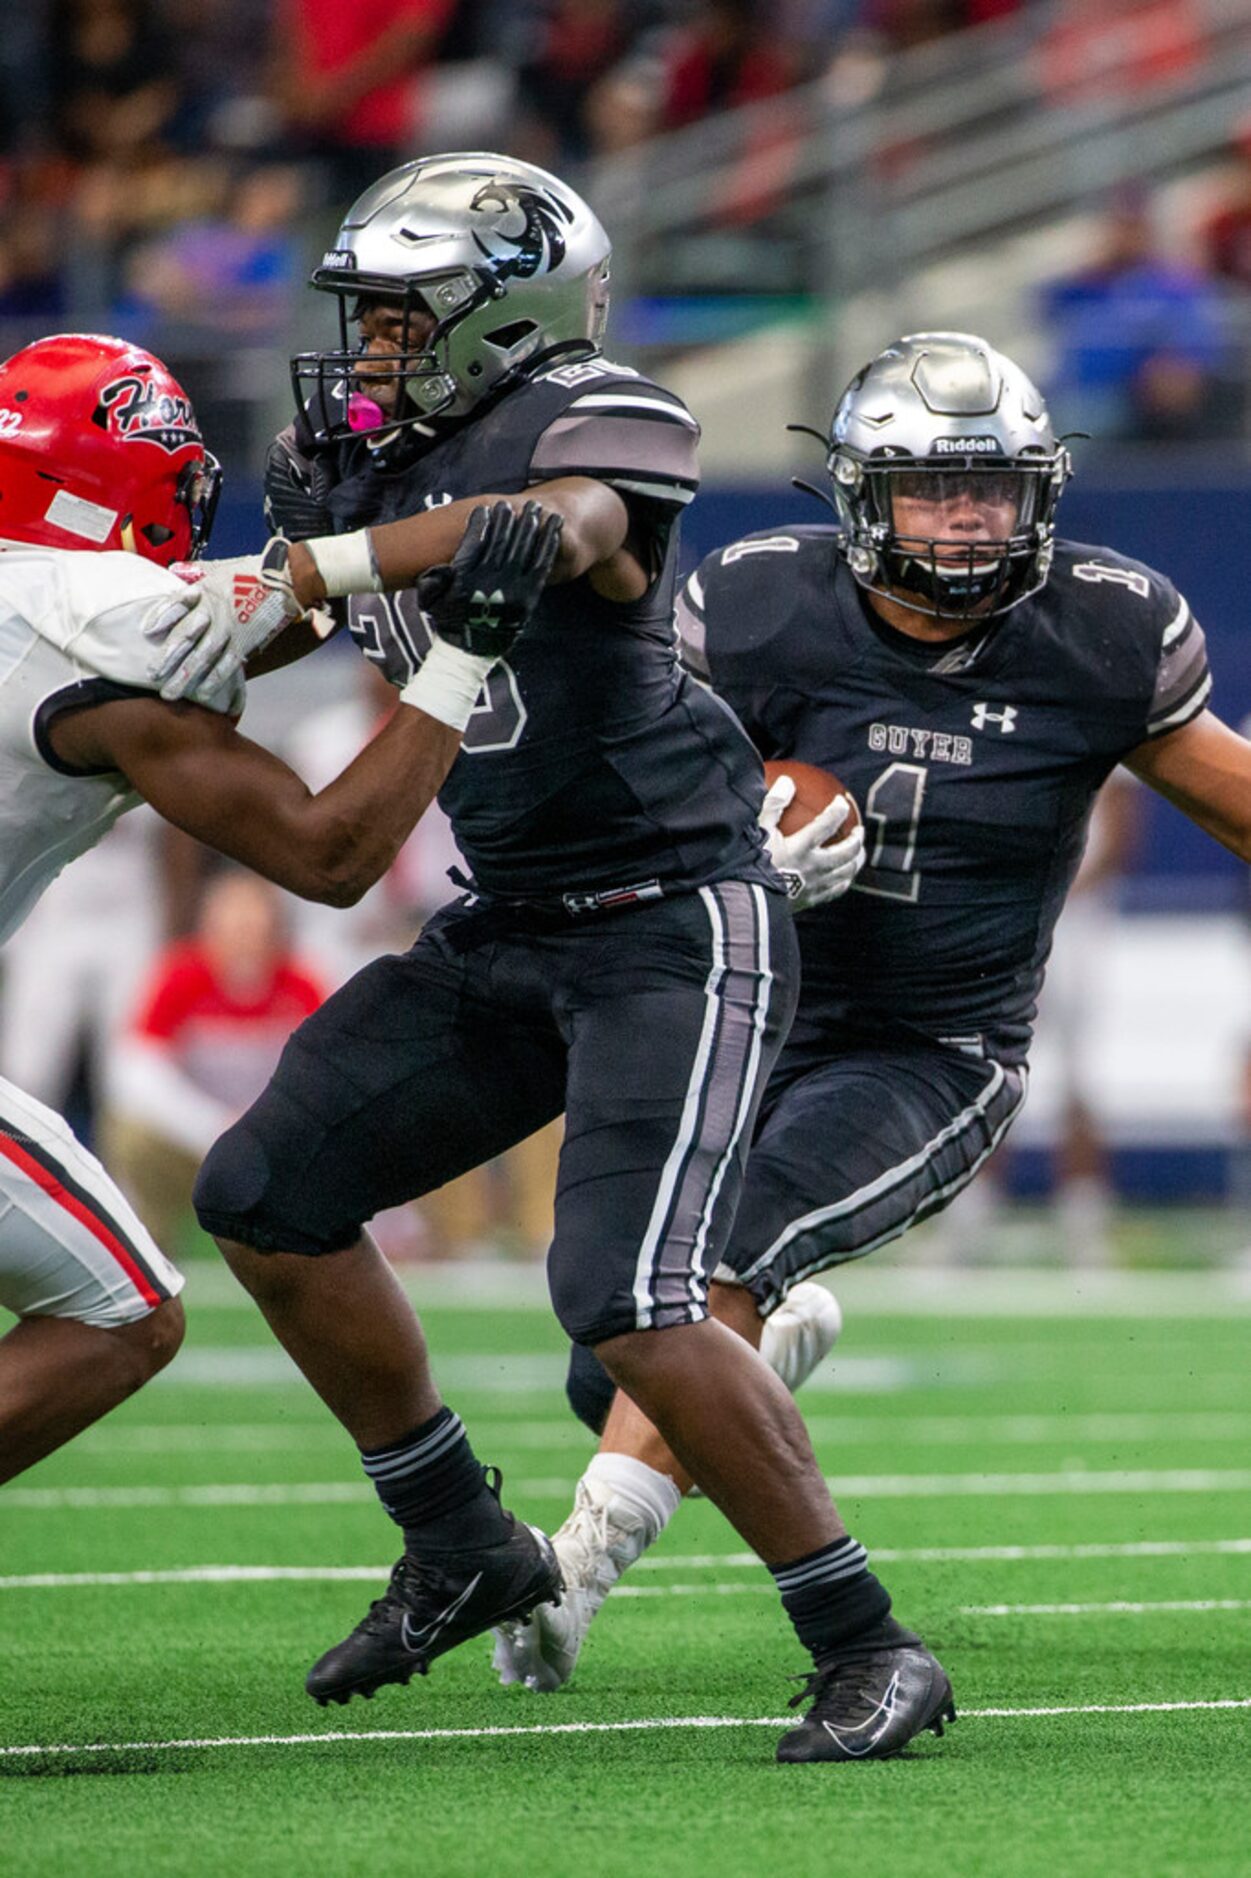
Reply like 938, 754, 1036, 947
492, 1477, 651, 1691
758, 1280, 843, 1393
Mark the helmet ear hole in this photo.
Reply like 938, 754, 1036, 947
482, 319, 538, 351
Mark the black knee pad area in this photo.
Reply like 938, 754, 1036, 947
565, 1340, 617, 1436
192, 1124, 346, 1257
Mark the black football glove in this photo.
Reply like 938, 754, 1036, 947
416, 500, 563, 659
263, 423, 337, 542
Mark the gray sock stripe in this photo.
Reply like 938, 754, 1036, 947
361, 1414, 465, 1482
773, 1541, 868, 1592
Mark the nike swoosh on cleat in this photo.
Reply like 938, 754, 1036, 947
399, 1573, 484, 1656
821, 1669, 902, 1758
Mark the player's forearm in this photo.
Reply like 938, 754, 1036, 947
91, 697, 462, 908
1129, 711, 1251, 863
255, 709, 462, 905
244, 609, 338, 678
288, 479, 627, 604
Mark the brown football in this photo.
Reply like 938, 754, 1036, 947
762, 759, 861, 846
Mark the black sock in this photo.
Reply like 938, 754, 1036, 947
771, 1535, 896, 1664
359, 1408, 510, 1550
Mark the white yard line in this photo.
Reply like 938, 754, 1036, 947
963, 1599, 1251, 1616
182, 1262, 1251, 1318
5, 1700, 1251, 1760
76, 1410, 1251, 1452
75, 1421, 594, 1453
5, 1540, 1251, 1591
8, 1468, 1251, 1511
163, 1350, 938, 1395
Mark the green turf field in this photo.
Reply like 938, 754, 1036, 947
4, 1250, 1251, 1878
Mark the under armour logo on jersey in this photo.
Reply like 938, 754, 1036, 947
422, 492, 454, 509
971, 702, 1018, 734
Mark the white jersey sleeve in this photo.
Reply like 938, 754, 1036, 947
0, 545, 189, 688
0, 545, 234, 948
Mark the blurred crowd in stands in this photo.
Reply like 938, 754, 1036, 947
2, 0, 1249, 453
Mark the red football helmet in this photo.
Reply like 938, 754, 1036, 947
0, 333, 221, 566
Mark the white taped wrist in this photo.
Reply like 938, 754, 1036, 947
398, 636, 496, 730
304, 529, 383, 597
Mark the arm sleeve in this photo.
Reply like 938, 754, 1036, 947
529, 385, 700, 513
675, 552, 781, 749
674, 564, 711, 679
1143, 592, 1212, 740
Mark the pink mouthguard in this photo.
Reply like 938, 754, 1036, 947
347, 393, 386, 433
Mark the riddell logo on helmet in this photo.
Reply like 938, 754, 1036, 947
97, 376, 200, 454
932, 437, 1003, 454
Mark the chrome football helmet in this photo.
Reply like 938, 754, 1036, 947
825, 332, 1071, 620
292, 152, 612, 444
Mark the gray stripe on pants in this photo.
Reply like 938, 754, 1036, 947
633, 882, 776, 1328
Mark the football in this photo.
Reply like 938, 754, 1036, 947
762, 759, 861, 845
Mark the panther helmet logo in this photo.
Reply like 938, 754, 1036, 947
469, 183, 572, 281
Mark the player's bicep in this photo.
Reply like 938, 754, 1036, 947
1128, 708, 1251, 860
520, 476, 634, 585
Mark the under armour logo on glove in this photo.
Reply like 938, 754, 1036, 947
416, 501, 563, 659
468, 589, 507, 632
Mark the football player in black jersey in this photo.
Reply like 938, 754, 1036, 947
497, 329, 1251, 1731
186, 156, 947, 1765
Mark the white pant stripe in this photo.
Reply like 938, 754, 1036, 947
630, 884, 774, 1328
738, 1061, 1027, 1288
630, 893, 729, 1325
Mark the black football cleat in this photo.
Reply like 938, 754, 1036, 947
306, 1518, 563, 1707
776, 1629, 955, 1763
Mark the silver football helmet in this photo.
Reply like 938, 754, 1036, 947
292, 152, 611, 443
825, 332, 1071, 620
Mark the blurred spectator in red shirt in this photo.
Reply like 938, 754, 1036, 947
1040, 0, 1204, 107
102, 872, 325, 1250
588, 0, 805, 240
512, 0, 651, 168
1199, 120, 1251, 295
660, 0, 800, 131
273, 0, 461, 202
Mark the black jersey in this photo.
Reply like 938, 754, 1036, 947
317, 357, 774, 902
678, 526, 1211, 1063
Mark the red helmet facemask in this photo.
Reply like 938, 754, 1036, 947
0, 333, 221, 566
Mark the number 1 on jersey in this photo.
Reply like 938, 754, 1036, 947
857, 761, 927, 902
